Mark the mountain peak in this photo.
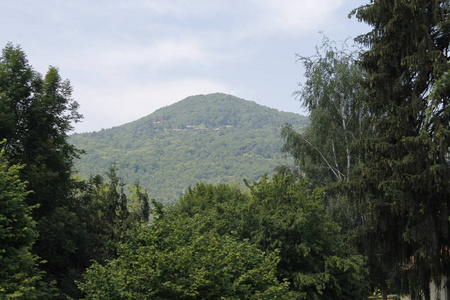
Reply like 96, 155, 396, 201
129, 93, 301, 131
70, 94, 308, 203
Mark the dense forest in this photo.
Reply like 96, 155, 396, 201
70, 93, 309, 202
1, 0, 450, 299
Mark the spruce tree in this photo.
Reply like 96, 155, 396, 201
351, 1, 450, 298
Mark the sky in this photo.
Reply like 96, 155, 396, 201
1, 0, 370, 133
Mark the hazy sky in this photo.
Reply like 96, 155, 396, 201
1, 0, 370, 133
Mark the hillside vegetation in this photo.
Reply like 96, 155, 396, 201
70, 93, 309, 202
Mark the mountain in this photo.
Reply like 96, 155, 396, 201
70, 93, 309, 203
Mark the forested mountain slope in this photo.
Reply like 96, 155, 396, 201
70, 93, 308, 202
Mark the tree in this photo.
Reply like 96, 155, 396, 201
79, 207, 290, 299
0, 144, 54, 299
281, 37, 371, 267
350, 1, 450, 298
0, 43, 84, 297
128, 182, 151, 223
281, 35, 369, 187
80, 176, 369, 299
70, 168, 140, 266
0, 43, 82, 216
169, 177, 370, 299
243, 175, 369, 299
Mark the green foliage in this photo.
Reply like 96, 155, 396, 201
280, 37, 372, 290
0, 43, 81, 215
80, 210, 290, 299
70, 168, 150, 266
280, 38, 372, 270
281, 35, 369, 187
244, 175, 369, 299
168, 175, 370, 299
0, 146, 55, 299
0, 43, 87, 298
70, 93, 309, 203
79, 175, 369, 299
350, 0, 450, 297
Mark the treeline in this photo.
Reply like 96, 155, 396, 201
79, 176, 368, 299
2, 0, 450, 299
0, 42, 367, 299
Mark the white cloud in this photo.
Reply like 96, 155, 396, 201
138, 0, 223, 18
109, 0, 236, 22
39, 0, 351, 77
94, 38, 207, 69
2, 0, 365, 134
239, 0, 345, 38
118, 0, 347, 38
261, 0, 344, 32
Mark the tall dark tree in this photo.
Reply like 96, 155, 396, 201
0, 43, 84, 297
133, 183, 150, 223
351, 1, 450, 298
0, 44, 81, 214
0, 43, 82, 216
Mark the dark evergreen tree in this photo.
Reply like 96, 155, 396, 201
351, 1, 450, 298
135, 185, 150, 223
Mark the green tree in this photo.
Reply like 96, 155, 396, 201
350, 1, 450, 298
170, 176, 369, 299
128, 182, 151, 223
282, 36, 369, 187
243, 175, 369, 299
79, 209, 290, 299
80, 176, 369, 299
0, 43, 81, 216
0, 144, 54, 299
0, 43, 85, 297
70, 168, 139, 266
281, 37, 371, 271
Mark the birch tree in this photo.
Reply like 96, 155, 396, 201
282, 36, 369, 188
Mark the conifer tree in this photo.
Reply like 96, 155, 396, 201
351, 1, 450, 298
